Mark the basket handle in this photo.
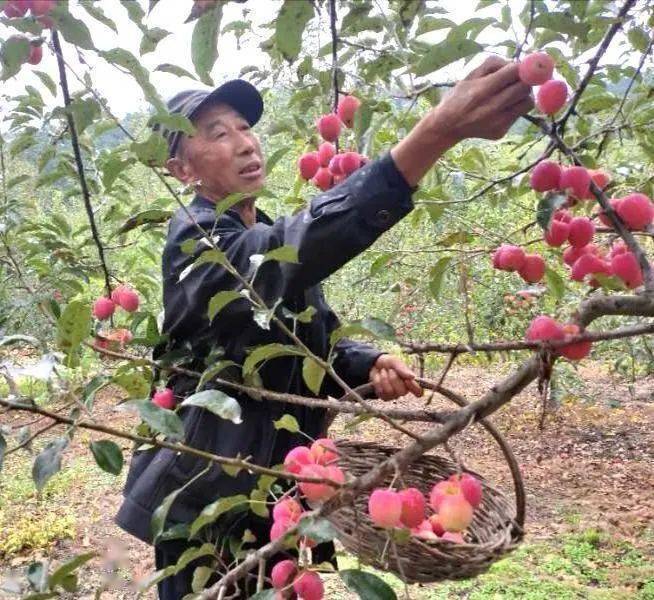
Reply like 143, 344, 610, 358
337, 377, 525, 529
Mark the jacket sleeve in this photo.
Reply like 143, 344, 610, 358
163, 153, 414, 336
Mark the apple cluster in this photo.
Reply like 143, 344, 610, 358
492, 245, 545, 284
525, 316, 592, 360
367, 473, 483, 544
2, 1, 56, 65
518, 52, 568, 115
264, 440, 347, 600
92, 285, 140, 321
297, 95, 370, 191
271, 559, 323, 600
531, 159, 650, 290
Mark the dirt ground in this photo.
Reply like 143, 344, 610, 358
1, 360, 653, 598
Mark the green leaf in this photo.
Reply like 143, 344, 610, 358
148, 111, 196, 136
265, 146, 290, 175
56, 300, 91, 357
79, 0, 118, 32
155, 63, 198, 80
140, 27, 171, 55
359, 317, 396, 340
100, 48, 164, 111
429, 257, 452, 300
249, 488, 269, 518
189, 494, 248, 537
302, 357, 325, 394
173, 543, 215, 573
9, 131, 36, 157
263, 245, 299, 264
532, 12, 588, 39
112, 369, 151, 399
130, 132, 169, 167
192, 3, 223, 85
208, 290, 242, 320
118, 208, 173, 234
437, 231, 474, 246
416, 16, 454, 35
273, 413, 300, 433
196, 360, 238, 391
121, 0, 145, 26
628, 27, 649, 52
125, 399, 185, 441
32, 437, 68, 493
275, 0, 314, 62
158, 523, 191, 542
48, 552, 96, 591
67, 97, 101, 135
181, 390, 242, 424
536, 192, 567, 230
50, 3, 95, 50
33, 71, 57, 96
354, 100, 374, 145
369, 253, 393, 277
214, 191, 248, 216
192, 565, 214, 593
340, 569, 397, 600
82, 375, 110, 410
243, 343, 305, 375
544, 267, 566, 300
151, 488, 184, 542
414, 38, 483, 77
296, 306, 317, 323
298, 517, 337, 543
90, 440, 123, 475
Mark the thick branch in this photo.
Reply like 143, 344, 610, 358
51, 31, 113, 296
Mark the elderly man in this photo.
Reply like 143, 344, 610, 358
116, 56, 532, 598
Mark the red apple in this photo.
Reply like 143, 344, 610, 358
368, 488, 403, 528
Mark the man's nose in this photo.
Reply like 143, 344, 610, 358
235, 130, 256, 154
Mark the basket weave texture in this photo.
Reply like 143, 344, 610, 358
327, 440, 523, 583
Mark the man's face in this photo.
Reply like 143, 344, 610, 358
168, 103, 265, 199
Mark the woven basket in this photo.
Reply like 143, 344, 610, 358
327, 378, 525, 583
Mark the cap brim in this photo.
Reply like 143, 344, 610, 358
192, 79, 264, 127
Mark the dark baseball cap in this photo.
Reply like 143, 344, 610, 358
159, 79, 263, 158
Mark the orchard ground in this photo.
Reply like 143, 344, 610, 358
1, 352, 653, 599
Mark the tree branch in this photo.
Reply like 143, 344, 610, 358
557, 0, 637, 133
51, 30, 113, 297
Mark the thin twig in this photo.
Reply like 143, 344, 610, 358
513, 0, 536, 60
557, 0, 637, 133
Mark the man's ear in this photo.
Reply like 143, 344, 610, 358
166, 156, 194, 184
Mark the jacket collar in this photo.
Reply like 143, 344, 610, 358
190, 194, 273, 227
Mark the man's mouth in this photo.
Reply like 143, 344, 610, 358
239, 162, 263, 178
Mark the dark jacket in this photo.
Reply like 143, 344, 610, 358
115, 153, 414, 544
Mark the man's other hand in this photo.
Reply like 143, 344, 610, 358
369, 354, 423, 400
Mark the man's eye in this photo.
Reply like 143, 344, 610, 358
214, 131, 227, 139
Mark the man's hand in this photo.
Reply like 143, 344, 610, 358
369, 354, 423, 400
391, 55, 534, 188
434, 56, 535, 144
